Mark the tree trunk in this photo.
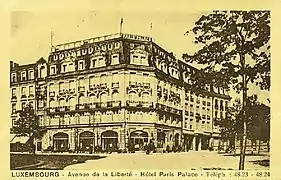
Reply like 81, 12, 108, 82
258, 139, 261, 154
234, 133, 237, 156
239, 59, 247, 170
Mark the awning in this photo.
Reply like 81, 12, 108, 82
10, 135, 30, 144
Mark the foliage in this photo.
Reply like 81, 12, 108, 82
12, 103, 44, 138
183, 10, 270, 92
246, 95, 270, 141
220, 95, 270, 142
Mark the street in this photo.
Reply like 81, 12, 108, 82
64, 151, 269, 170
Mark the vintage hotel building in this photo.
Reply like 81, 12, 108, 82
10, 33, 230, 153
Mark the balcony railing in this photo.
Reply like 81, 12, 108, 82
126, 100, 153, 108
49, 91, 55, 97
112, 83, 119, 89
28, 94, 35, 99
78, 86, 85, 92
21, 94, 27, 99
69, 88, 75, 94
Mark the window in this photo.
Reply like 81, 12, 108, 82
21, 87, 26, 95
143, 73, 149, 76
91, 59, 96, 68
12, 103, 16, 112
79, 61, 84, 70
111, 54, 119, 65
50, 66, 56, 75
115, 42, 120, 48
63, 64, 67, 72
189, 125, 192, 129
21, 102, 26, 109
39, 101, 44, 108
215, 111, 218, 118
39, 66, 46, 78
29, 101, 34, 108
21, 71, 26, 81
12, 88, 16, 97
207, 102, 211, 106
29, 86, 34, 95
29, 70, 34, 79
11, 73, 16, 82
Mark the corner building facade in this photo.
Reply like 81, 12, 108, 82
10, 33, 230, 152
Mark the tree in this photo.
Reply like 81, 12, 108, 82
246, 95, 270, 153
220, 95, 270, 154
220, 99, 243, 150
12, 103, 45, 153
183, 11, 270, 170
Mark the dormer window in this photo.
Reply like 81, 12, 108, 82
78, 61, 84, 70
29, 70, 34, 80
111, 54, 119, 65
62, 64, 67, 73
11, 73, 16, 82
50, 66, 56, 75
21, 71, 26, 81
115, 42, 120, 48
91, 59, 96, 68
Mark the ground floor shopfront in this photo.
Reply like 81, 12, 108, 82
35, 123, 223, 153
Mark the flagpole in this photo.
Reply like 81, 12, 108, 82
50, 30, 54, 51
120, 18, 123, 34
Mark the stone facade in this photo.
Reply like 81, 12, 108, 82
10, 33, 231, 153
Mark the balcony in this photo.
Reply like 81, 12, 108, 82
28, 94, 35, 98
48, 107, 56, 113
126, 100, 153, 108
69, 88, 75, 94
59, 106, 70, 112
100, 102, 107, 108
11, 96, 17, 101
126, 100, 139, 107
76, 103, 88, 110
78, 86, 85, 92
107, 101, 121, 107
59, 89, 67, 95
143, 83, 150, 89
49, 91, 55, 97
21, 94, 27, 99
100, 83, 107, 89
112, 83, 119, 89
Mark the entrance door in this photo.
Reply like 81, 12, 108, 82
174, 133, 180, 147
37, 142, 42, 151
79, 131, 94, 152
101, 130, 118, 152
157, 131, 166, 148
53, 133, 69, 152
130, 131, 148, 151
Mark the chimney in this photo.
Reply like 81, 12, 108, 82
10, 61, 13, 69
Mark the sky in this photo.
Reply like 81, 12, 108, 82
10, 10, 270, 105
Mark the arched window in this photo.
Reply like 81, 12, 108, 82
69, 97, 76, 110
39, 66, 46, 78
112, 91, 119, 101
142, 92, 150, 102
129, 91, 138, 101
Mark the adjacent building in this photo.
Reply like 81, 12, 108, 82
10, 33, 231, 153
